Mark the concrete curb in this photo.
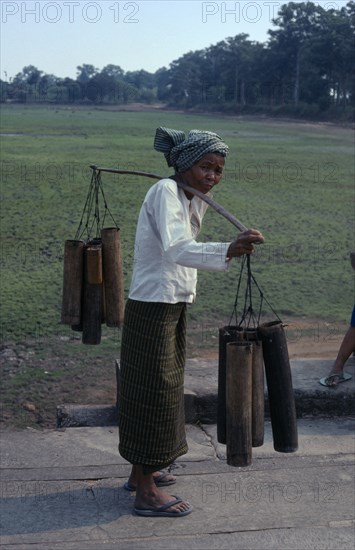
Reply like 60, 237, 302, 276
57, 357, 355, 428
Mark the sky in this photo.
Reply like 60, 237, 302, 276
0, 0, 347, 81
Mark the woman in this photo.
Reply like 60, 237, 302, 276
118, 127, 264, 517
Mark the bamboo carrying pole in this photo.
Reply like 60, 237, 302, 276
61, 239, 85, 326
101, 227, 125, 328
258, 321, 298, 453
82, 243, 103, 345
89, 165, 253, 235
226, 341, 253, 467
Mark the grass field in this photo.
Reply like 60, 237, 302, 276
0, 104, 354, 428
1, 105, 353, 336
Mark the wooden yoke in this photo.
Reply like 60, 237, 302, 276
89, 165, 250, 234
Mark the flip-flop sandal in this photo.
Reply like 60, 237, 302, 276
319, 372, 352, 387
134, 495, 193, 517
124, 470, 177, 492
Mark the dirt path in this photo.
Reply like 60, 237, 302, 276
198, 329, 344, 361
187, 317, 347, 361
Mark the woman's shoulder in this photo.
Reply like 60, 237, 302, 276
142, 177, 179, 207
156, 177, 177, 190
148, 177, 178, 197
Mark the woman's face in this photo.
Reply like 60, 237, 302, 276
182, 153, 225, 196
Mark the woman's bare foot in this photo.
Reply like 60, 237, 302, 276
133, 466, 192, 516
324, 366, 344, 386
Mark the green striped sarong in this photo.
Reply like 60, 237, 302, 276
118, 299, 188, 472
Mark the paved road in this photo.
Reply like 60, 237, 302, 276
1, 416, 354, 550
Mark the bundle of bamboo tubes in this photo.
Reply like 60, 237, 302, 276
61, 228, 124, 345
217, 254, 298, 467
217, 322, 298, 467
218, 327, 265, 467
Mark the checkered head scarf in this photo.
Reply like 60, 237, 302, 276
154, 127, 229, 173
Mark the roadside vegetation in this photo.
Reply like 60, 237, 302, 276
1, 2, 354, 122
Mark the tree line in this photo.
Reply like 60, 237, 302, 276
1, 1, 354, 120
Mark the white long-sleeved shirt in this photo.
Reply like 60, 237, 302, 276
128, 178, 232, 304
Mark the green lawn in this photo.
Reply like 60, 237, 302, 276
1, 104, 354, 345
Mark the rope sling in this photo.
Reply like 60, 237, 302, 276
75, 169, 119, 242
228, 254, 283, 331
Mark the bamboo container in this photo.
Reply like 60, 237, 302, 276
61, 239, 84, 326
82, 243, 103, 345
244, 329, 265, 447
101, 227, 124, 328
226, 341, 253, 467
217, 326, 244, 444
258, 321, 298, 453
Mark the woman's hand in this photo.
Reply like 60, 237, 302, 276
226, 229, 264, 258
